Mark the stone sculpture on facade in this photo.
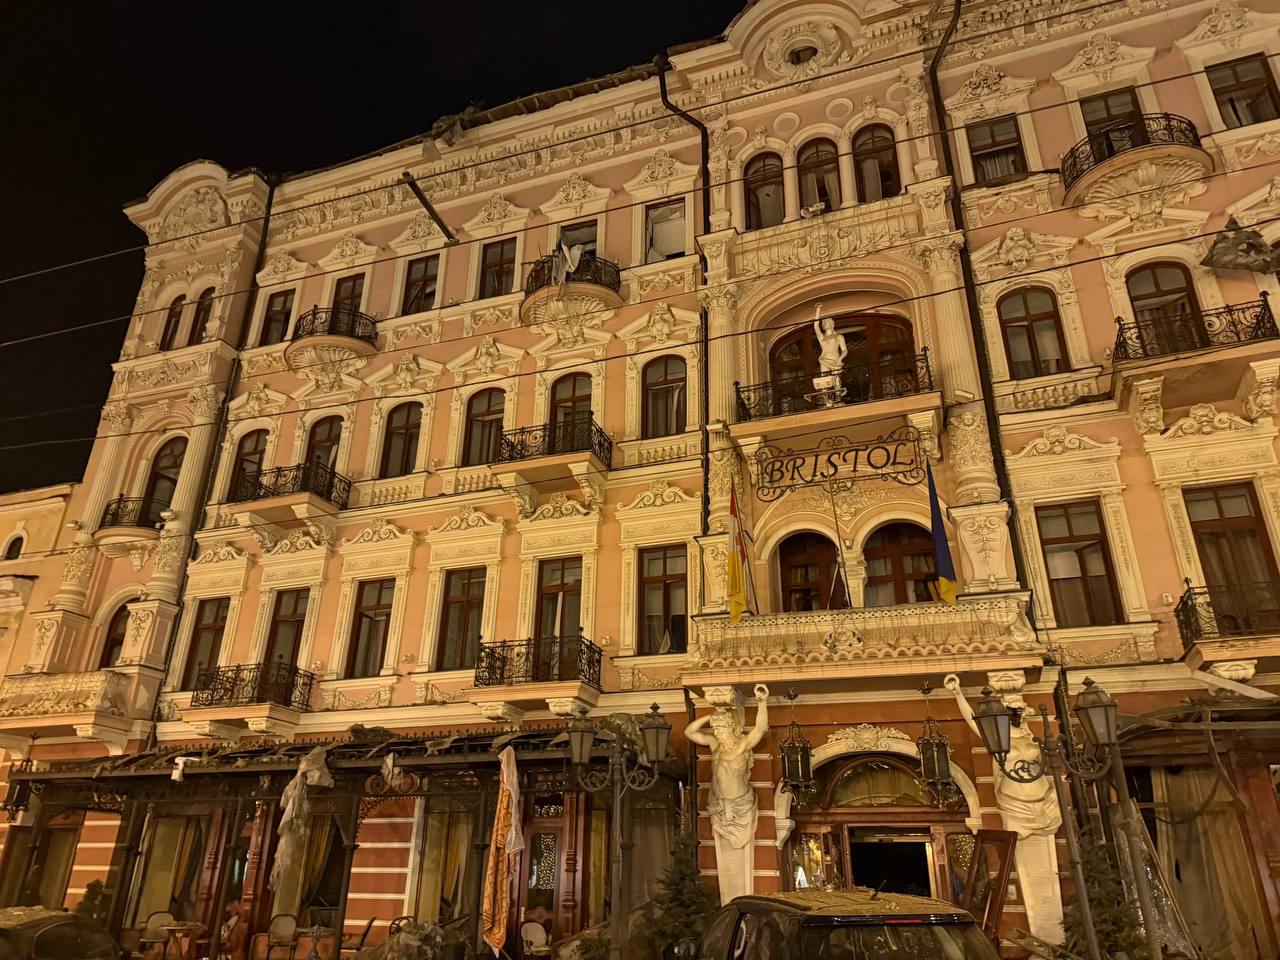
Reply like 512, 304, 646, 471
811, 302, 848, 407
944, 672, 1065, 944
684, 684, 770, 903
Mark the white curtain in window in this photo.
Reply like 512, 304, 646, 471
858, 158, 883, 202
646, 204, 685, 263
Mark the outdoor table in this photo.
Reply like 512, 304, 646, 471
161, 922, 206, 960
297, 925, 335, 960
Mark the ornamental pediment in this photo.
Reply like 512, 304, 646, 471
317, 231, 379, 270
1006, 425, 1120, 461
540, 173, 612, 220
256, 250, 310, 286
945, 65, 1036, 122
1227, 174, 1280, 227
387, 212, 446, 255
623, 150, 700, 202
616, 304, 699, 348
446, 336, 523, 383
1176, 0, 1280, 58
230, 384, 290, 418
971, 228, 1076, 280
1143, 403, 1279, 482
461, 194, 531, 239
1051, 34, 1155, 91
365, 353, 442, 395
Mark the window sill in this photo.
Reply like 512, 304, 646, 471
1039, 621, 1159, 665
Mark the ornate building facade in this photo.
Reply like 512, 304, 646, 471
3, 0, 1280, 955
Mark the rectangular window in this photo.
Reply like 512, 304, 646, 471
264, 588, 309, 666
1207, 54, 1280, 129
260, 290, 295, 346
478, 238, 517, 299
644, 200, 686, 263
1184, 483, 1278, 583
0, 825, 78, 909
333, 274, 364, 315
1035, 501, 1122, 628
437, 567, 486, 671
536, 557, 582, 639
1080, 87, 1141, 135
638, 545, 687, 655
559, 219, 598, 256
401, 255, 440, 315
346, 578, 396, 679
967, 115, 1028, 187
182, 596, 231, 690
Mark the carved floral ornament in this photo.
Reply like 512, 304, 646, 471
1007, 425, 1120, 460
1079, 159, 1209, 229
388, 212, 443, 253
194, 540, 249, 564
1159, 403, 1253, 439
318, 231, 378, 270
542, 173, 611, 217
1176, 0, 1278, 54
256, 250, 309, 285
760, 20, 850, 82
341, 516, 414, 547
971, 228, 1076, 279
826, 724, 913, 751
945, 65, 1036, 122
156, 185, 229, 242
620, 478, 698, 511
429, 504, 505, 535
1051, 34, 1156, 89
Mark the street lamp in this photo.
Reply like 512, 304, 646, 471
972, 687, 1013, 765
1073, 677, 1118, 748
569, 706, 671, 959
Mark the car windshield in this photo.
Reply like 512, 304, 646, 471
796, 920, 999, 960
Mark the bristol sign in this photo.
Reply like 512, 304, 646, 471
752, 426, 924, 501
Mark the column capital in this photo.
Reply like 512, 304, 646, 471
914, 233, 965, 274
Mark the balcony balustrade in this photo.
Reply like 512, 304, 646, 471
496, 413, 613, 469
1113, 296, 1277, 361
523, 252, 622, 298
230, 460, 352, 509
734, 350, 934, 424
0, 670, 130, 720
1175, 580, 1280, 648
189, 662, 316, 711
291, 305, 378, 347
98, 496, 164, 530
474, 634, 603, 690
1061, 113, 1201, 191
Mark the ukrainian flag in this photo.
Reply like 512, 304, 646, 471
927, 463, 958, 604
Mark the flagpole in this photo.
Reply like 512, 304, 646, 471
825, 480, 851, 608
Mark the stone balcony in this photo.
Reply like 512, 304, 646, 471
684, 593, 1041, 687
179, 661, 317, 741
0, 670, 135, 754
519, 252, 623, 326
1061, 113, 1209, 205
465, 634, 603, 722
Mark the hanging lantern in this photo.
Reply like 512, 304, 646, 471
779, 689, 814, 792
972, 687, 1014, 764
1073, 677, 1119, 748
567, 713, 596, 766
1200, 217, 1280, 273
917, 715, 952, 788
640, 703, 672, 765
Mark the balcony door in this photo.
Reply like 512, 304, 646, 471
264, 588, 309, 667
1185, 483, 1280, 635
1125, 263, 1205, 354
778, 532, 848, 612
143, 437, 188, 525
1080, 88, 1144, 159
332, 274, 364, 322
768, 314, 916, 413
306, 416, 342, 469
534, 558, 582, 681
549, 374, 591, 453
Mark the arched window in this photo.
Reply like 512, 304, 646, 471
777, 532, 848, 612
642, 356, 687, 439
306, 416, 343, 469
188, 287, 215, 346
797, 139, 840, 212
745, 152, 784, 231
379, 403, 422, 478
462, 390, 505, 467
160, 295, 185, 351
3, 536, 23, 561
826, 756, 933, 807
142, 437, 188, 525
100, 604, 131, 669
768, 314, 916, 412
230, 429, 268, 498
1124, 262, 1205, 354
852, 125, 901, 203
997, 288, 1070, 379
550, 373, 593, 453
863, 522, 934, 606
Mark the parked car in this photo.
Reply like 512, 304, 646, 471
674, 890, 1001, 960
0, 908, 118, 960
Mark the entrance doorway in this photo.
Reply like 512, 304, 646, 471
847, 828, 933, 897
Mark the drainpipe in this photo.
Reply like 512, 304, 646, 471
925, 0, 1031, 594
655, 53, 713, 539
143, 175, 278, 749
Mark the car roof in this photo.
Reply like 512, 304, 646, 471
731, 889, 977, 920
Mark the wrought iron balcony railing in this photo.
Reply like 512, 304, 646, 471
190, 661, 316, 710
230, 460, 352, 509
1061, 113, 1201, 190
291, 305, 378, 347
98, 496, 165, 530
1174, 580, 1280, 647
734, 350, 934, 423
496, 412, 613, 468
1113, 296, 1277, 361
524, 252, 622, 298
474, 634, 603, 689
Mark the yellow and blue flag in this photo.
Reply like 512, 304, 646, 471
927, 463, 958, 604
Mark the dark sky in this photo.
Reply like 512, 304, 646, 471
0, 0, 742, 494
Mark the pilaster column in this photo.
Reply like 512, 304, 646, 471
696, 533, 733, 615
697, 285, 740, 426
26, 609, 91, 673
949, 501, 1017, 593
837, 148, 857, 209
915, 235, 980, 402
782, 147, 799, 222
167, 385, 224, 531
120, 597, 180, 671
944, 402, 1000, 506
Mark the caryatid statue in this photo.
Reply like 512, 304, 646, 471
684, 684, 769, 904
944, 673, 1065, 944
812, 302, 847, 377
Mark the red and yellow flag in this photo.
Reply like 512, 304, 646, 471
481, 747, 524, 955
726, 485, 757, 624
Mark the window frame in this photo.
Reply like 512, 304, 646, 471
1184, 482, 1280, 583
229, 429, 269, 497
996, 287, 1072, 380
306, 415, 343, 469
641, 356, 688, 439
778, 532, 848, 612
642, 199, 687, 263
142, 436, 189, 525
1206, 53, 1280, 129
264, 588, 310, 666
100, 604, 131, 669
744, 152, 785, 231
260, 289, 296, 346
478, 237, 518, 299
3, 536, 23, 561
796, 138, 841, 212
461, 388, 506, 467
862, 522, 935, 607
1034, 499, 1124, 628
160, 295, 186, 352
436, 567, 487, 672
401, 255, 440, 316
850, 124, 901, 204
182, 596, 231, 690
535, 556, 584, 639
966, 115, 1029, 187
188, 287, 215, 346
636, 544, 688, 655
379, 402, 423, 479
345, 578, 396, 679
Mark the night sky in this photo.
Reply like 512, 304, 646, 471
0, 1, 742, 493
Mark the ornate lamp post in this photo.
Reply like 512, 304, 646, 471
570, 704, 672, 960
969, 678, 1160, 960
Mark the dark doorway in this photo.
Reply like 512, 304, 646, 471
847, 829, 932, 897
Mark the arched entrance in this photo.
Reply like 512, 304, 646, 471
784, 729, 980, 904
